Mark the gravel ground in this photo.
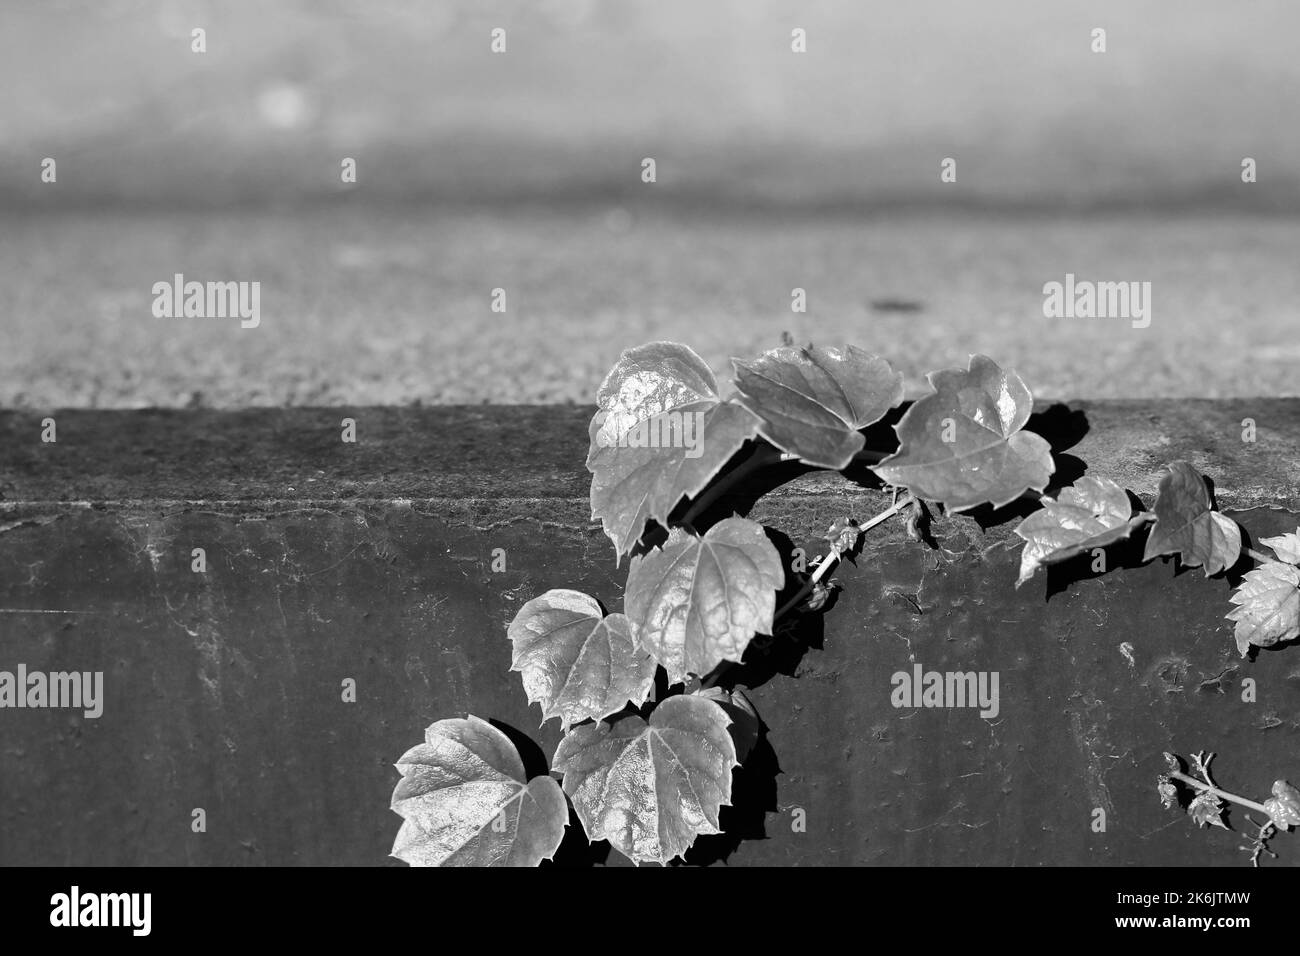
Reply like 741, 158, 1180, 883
2, 206, 1297, 407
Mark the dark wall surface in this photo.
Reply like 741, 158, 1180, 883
1, 402, 1298, 866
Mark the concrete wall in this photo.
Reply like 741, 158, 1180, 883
1, 402, 1297, 865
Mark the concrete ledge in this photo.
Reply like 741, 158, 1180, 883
2, 400, 1298, 511
1, 402, 1298, 866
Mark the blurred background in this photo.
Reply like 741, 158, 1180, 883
1, 0, 1297, 406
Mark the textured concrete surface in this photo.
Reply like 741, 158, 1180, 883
4, 3, 1295, 408
1, 403, 1298, 865
3, 208, 1299, 408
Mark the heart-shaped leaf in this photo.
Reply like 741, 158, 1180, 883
1012, 476, 1151, 586
588, 342, 762, 560
872, 354, 1054, 510
1260, 527, 1300, 565
390, 715, 567, 867
731, 345, 903, 469
1265, 781, 1300, 830
1225, 560, 1300, 657
625, 517, 785, 684
552, 694, 738, 864
1142, 461, 1241, 575
508, 589, 656, 729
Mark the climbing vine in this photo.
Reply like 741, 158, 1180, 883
388, 341, 1298, 866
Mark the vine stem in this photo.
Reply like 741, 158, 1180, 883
772, 493, 918, 621
682, 444, 1053, 532
698, 492, 918, 691
682, 444, 904, 529
679, 444, 784, 528
1166, 770, 1271, 816
850, 448, 890, 466
1244, 546, 1273, 564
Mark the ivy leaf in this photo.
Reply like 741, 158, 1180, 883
1225, 561, 1300, 657
731, 345, 903, 469
693, 686, 761, 763
872, 354, 1054, 511
390, 715, 567, 867
1142, 461, 1241, 575
552, 695, 738, 864
1012, 476, 1151, 587
508, 589, 656, 730
625, 517, 785, 684
1188, 790, 1229, 830
587, 342, 762, 560
1260, 527, 1300, 565
1264, 781, 1300, 830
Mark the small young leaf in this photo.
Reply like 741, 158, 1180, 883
587, 342, 761, 559
731, 345, 903, 469
803, 578, 839, 612
1226, 561, 1300, 657
1264, 781, 1300, 830
1012, 476, 1150, 587
390, 715, 567, 867
553, 694, 738, 864
1142, 461, 1241, 575
872, 354, 1054, 511
1188, 790, 1229, 829
1260, 527, 1300, 565
825, 516, 862, 555
508, 589, 656, 729
625, 517, 785, 684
